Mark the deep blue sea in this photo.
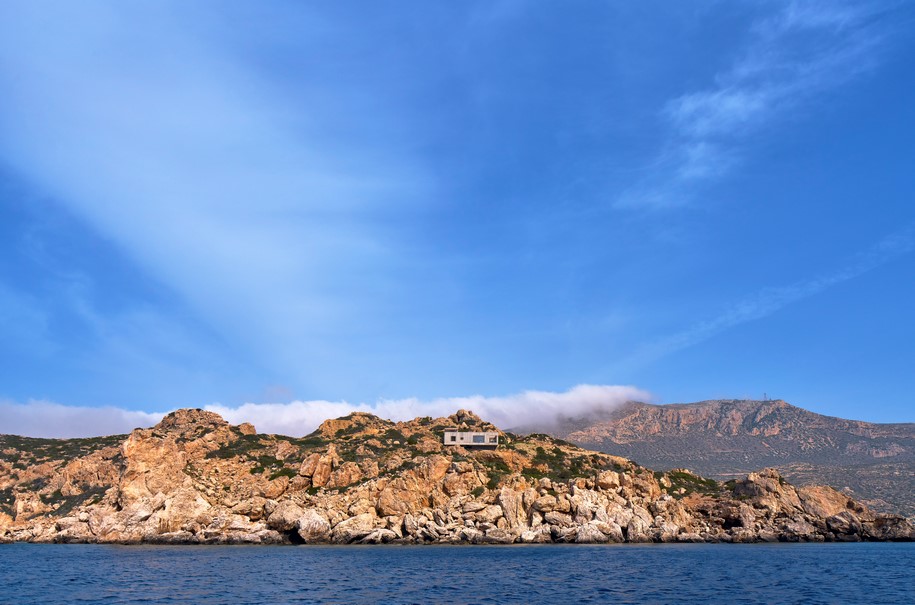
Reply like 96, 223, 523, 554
1, 543, 912, 604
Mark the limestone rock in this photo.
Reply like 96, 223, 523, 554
575, 523, 610, 543
2, 407, 912, 546
297, 509, 331, 543
332, 513, 377, 543
326, 462, 362, 488
266, 500, 304, 532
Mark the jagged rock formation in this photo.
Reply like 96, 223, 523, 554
1, 408, 912, 544
549, 399, 915, 518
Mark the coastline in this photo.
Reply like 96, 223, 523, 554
3, 409, 913, 546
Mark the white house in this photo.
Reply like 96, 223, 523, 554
442, 429, 499, 449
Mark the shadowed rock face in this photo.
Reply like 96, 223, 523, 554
1, 408, 912, 545
547, 399, 915, 518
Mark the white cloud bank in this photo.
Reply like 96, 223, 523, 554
1, 385, 650, 439
0, 400, 164, 439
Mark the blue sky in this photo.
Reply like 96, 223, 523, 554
1, 1, 913, 436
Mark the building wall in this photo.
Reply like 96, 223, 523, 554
442, 431, 499, 447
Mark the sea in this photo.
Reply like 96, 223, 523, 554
0, 542, 912, 604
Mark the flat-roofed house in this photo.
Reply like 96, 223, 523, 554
442, 429, 499, 449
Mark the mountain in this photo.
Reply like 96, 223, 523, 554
1, 407, 912, 544
552, 399, 915, 518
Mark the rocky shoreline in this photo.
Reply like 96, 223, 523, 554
2, 409, 912, 545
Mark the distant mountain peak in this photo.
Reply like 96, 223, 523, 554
549, 399, 914, 518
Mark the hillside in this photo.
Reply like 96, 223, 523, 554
1, 408, 912, 544
553, 399, 915, 518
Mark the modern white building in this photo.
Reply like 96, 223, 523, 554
442, 429, 499, 448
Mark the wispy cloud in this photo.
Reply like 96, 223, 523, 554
620, 225, 915, 367
0, 2, 435, 397
617, 0, 890, 210
1, 385, 650, 438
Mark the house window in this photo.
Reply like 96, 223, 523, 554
489, 437, 497, 444
472, 435, 485, 443
450, 435, 456, 442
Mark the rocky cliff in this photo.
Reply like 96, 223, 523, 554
1, 408, 912, 544
551, 399, 915, 518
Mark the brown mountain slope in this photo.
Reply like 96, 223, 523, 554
551, 399, 915, 518
2, 408, 911, 544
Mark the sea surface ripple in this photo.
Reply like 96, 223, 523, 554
1, 542, 912, 604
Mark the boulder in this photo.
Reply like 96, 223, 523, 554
544, 511, 573, 527
296, 509, 331, 543
575, 523, 610, 543
797, 485, 852, 519
519, 525, 552, 543
475, 505, 504, 524
332, 513, 377, 543
597, 470, 621, 490
326, 462, 363, 488
266, 501, 304, 532
827, 511, 862, 537
497, 487, 528, 529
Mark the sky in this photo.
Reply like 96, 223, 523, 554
1, 1, 914, 437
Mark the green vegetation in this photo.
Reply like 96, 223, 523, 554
0, 487, 14, 516
246, 454, 294, 478
34, 485, 108, 518
208, 437, 296, 479
382, 428, 407, 443
518, 444, 593, 483
334, 421, 376, 439
471, 486, 485, 497
532, 446, 566, 467
206, 433, 265, 460
0, 434, 126, 466
665, 470, 720, 499
521, 466, 549, 481
39, 489, 64, 505
175, 426, 215, 444
338, 448, 361, 463
254, 454, 282, 468
20, 477, 48, 492
477, 456, 510, 474
476, 456, 511, 489
596, 458, 627, 473
284, 433, 328, 450
268, 467, 298, 481
517, 433, 575, 448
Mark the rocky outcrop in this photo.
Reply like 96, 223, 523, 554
549, 399, 915, 518
1, 409, 912, 545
